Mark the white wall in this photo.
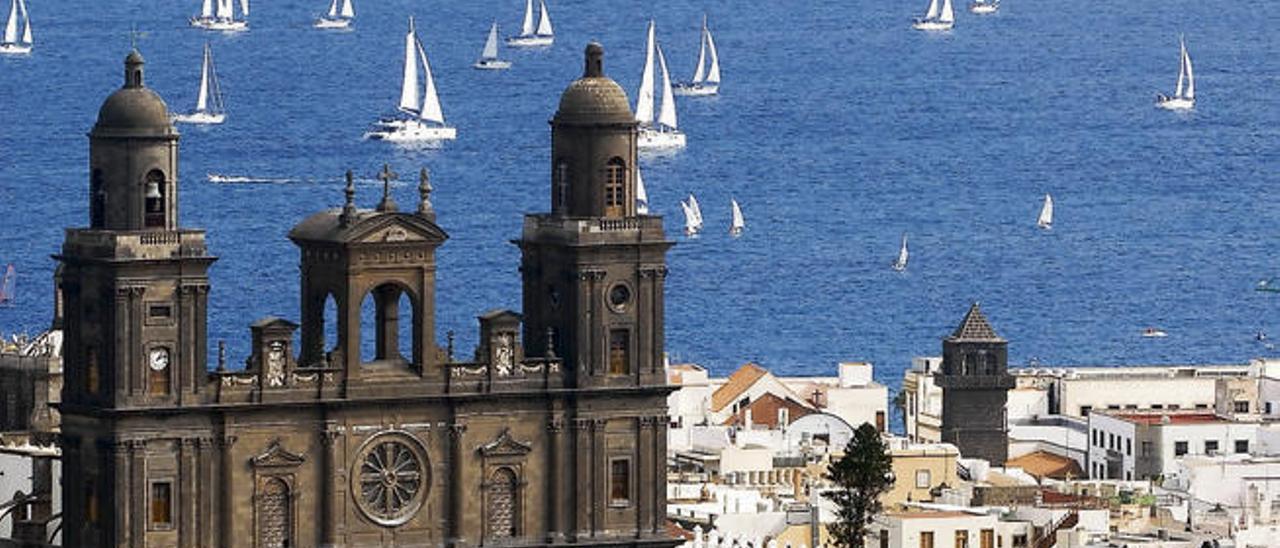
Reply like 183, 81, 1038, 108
822, 384, 887, 431
1063, 377, 1218, 418
1086, 413, 1137, 481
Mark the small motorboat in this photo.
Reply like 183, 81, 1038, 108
1142, 328, 1168, 338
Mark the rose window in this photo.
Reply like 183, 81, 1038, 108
353, 434, 427, 526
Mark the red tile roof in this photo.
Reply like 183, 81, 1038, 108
721, 393, 815, 429
711, 363, 769, 412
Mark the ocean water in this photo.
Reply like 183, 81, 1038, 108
1, 0, 1278, 392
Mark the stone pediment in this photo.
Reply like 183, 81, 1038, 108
477, 428, 532, 457
250, 439, 306, 468
347, 215, 447, 246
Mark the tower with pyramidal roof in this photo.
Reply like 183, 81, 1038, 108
936, 303, 1015, 465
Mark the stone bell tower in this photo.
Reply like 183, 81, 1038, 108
518, 43, 672, 389
57, 50, 216, 547
937, 303, 1015, 465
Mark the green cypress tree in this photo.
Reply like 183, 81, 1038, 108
823, 423, 895, 548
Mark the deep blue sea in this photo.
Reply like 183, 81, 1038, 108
1, 0, 1278, 393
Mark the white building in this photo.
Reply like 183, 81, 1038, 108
1087, 409, 1263, 481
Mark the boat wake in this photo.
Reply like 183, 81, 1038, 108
207, 173, 390, 185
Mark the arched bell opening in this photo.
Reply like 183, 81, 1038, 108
359, 282, 421, 368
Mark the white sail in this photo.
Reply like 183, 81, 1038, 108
201, 0, 213, 18
705, 25, 720, 84
656, 45, 678, 129
1038, 194, 1053, 228
939, 0, 955, 23
634, 21, 656, 124
1174, 39, 1186, 98
416, 39, 445, 125
681, 200, 697, 233
398, 18, 420, 113
239, 0, 249, 16
894, 234, 909, 270
327, 0, 338, 17
535, 0, 552, 36
688, 194, 703, 228
730, 199, 745, 234
17, 0, 28, 43
1182, 41, 1195, 99
196, 45, 212, 112
215, 0, 232, 19
924, 0, 939, 20
636, 170, 650, 215
3, 0, 18, 44
340, 0, 354, 18
691, 21, 707, 84
519, 0, 535, 36
482, 22, 500, 59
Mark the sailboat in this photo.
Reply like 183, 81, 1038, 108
173, 43, 227, 125
1156, 37, 1195, 110
474, 23, 511, 70
0, 0, 32, 55
1037, 194, 1053, 230
366, 17, 457, 143
680, 194, 704, 236
506, 0, 553, 47
191, 0, 248, 32
674, 15, 720, 96
729, 199, 745, 237
969, 0, 998, 14
0, 265, 13, 306
636, 169, 650, 215
912, 0, 955, 31
315, 0, 354, 29
892, 234, 909, 272
635, 21, 686, 150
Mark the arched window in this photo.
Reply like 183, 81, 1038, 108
90, 169, 105, 228
360, 283, 418, 366
144, 170, 166, 228
258, 478, 291, 548
604, 157, 626, 217
984, 354, 997, 375
487, 467, 518, 539
553, 160, 570, 213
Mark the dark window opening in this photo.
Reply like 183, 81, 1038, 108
609, 458, 631, 505
608, 329, 629, 375
604, 157, 626, 217
1236, 439, 1250, 454
149, 304, 172, 319
144, 170, 166, 228
90, 169, 105, 228
1174, 441, 1188, 456
553, 160, 570, 213
1234, 401, 1250, 413
1205, 440, 1219, 455
150, 481, 173, 529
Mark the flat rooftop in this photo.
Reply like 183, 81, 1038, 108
1096, 411, 1226, 425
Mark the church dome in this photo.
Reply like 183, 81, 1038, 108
93, 50, 175, 136
554, 43, 635, 124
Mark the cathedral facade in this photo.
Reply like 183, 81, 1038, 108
57, 45, 678, 548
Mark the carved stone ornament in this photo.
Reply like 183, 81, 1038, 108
352, 431, 429, 527
251, 440, 306, 469
477, 428, 532, 458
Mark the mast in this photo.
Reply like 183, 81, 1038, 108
482, 23, 500, 59
897, 234, 909, 268
657, 44, 678, 129
416, 38, 445, 124
1174, 39, 1186, 98
535, 0, 552, 36
399, 17, 420, 113
520, 0, 535, 36
634, 21, 656, 124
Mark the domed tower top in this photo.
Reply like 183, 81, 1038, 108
549, 43, 639, 218
553, 42, 635, 126
92, 49, 176, 138
88, 50, 181, 231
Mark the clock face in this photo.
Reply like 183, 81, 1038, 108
149, 347, 170, 371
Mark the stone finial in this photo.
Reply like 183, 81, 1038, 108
584, 42, 604, 77
339, 170, 357, 226
446, 330, 456, 362
217, 340, 227, 371
417, 167, 435, 219
544, 327, 556, 359
376, 164, 399, 213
